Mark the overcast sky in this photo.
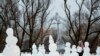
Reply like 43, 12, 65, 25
46, 0, 67, 31
18, 0, 90, 31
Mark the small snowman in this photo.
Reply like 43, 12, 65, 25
83, 42, 91, 56
77, 46, 83, 53
96, 46, 100, 56
26, 53, 32, 56
37, 44, 45, 56
41, 44, 45, 55
48, 35, 59, 56
70, 45, 79, 56
3, 28, 20, 56
64, 42, 71, 56
32, 43, 38, 56
77, 40, 83, 53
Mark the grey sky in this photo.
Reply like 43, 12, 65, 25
17, 0, 90, 31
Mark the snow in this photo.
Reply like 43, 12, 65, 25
2, 28, 20, 56
70, 45, 79, 56
32, 43, 38, 56
48, 35, 60, 56
83, 42, 91, 56
63, 42, 71, 56
96, 46, 100, 56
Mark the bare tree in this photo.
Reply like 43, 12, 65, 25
64, 0, 100, 52
19, 0, 51, 51
0, 0, 51, 52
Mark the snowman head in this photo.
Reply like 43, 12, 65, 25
6, 28, 13, 36
72, 45, 77, 52
32, 43, 37, 49
72, 45, 76, 48
85, 42, 89, 47
49, 35, 54, 44
66, 42, 71, 47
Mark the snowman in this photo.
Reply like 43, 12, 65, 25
32, 43, 38, 56
96, 46, 100, 56
63, 42, 71, 56
70, 45, 79, 56
41, 44, 45, 55
37, 44, 45, 56
3, 28, 20, 56
77, 46, 83, 53
48, 35, 59, 56
83, 42, 91, 56
77, 40, 83, 53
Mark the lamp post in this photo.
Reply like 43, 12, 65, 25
52, 13, 61, 44
52, 13, 65, 53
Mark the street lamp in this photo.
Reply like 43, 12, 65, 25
52, 13, 65, 53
